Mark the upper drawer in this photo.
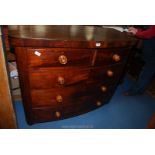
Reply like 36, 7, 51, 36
27, 48, 94, 67
94, 48, 130, 66
90, 63, 124, 82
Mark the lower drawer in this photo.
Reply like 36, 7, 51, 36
30, 83, 88, 108
31, 95, 110, 124
30, 79, 116, 108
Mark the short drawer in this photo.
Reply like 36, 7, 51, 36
95, 48, 130, 66
90, 63, 124, 82
27, 48, 94, 67
87, 81, 116, 95
28, 67, 91, 89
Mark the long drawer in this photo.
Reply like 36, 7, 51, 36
26, 48, 130, 68
31, 95, 111, 123
30, 79, 116, 108
28, 63, 123, 89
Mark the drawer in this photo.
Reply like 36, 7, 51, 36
28, 64, 122, 90
87, 81, 116, 94
90, 63, 124, 82
30, 83, 89, 108
32, 95, 109, 123
95, 48, 130, 66
27, 48, 94, 67
30, 79, 115, 108
28, 67, 91, 89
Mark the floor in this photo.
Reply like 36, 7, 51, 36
13, 76, 155, 129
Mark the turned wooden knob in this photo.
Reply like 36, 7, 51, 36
107, 70, 114, 77
55, 111, 61, 118
56, 95, 63, 103
58, 55, 68, 64
112, 54, 121, 62
101, 86, 107, 92
58, 76, 65, 85
96, 101, 102, 106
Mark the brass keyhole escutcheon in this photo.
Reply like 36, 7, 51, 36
58, 55, 68, 64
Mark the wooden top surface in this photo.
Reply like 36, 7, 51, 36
8, 25, 137, 48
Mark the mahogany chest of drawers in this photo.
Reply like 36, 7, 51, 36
7, 26, 136, 124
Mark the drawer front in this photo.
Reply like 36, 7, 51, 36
28, 67, 91, 89
30, 79, 116, 108
32, 95, 110, 123
27, 48, 94, 67
28, 64, 122, 90
90, 63, 124, 82
30, 84, 88, 108
95, 48, 130, 66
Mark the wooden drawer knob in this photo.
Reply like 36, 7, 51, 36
112, 54, 121, 62
107, 70, 114, 77
55, 111, 61, 118
56, 95, 63, 103
58, 76, 65, 85
96, 101, 102, 106
101, 86, 107, 92
58, 55, 68, 64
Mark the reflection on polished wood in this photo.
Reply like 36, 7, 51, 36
8, 25, 136, 48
